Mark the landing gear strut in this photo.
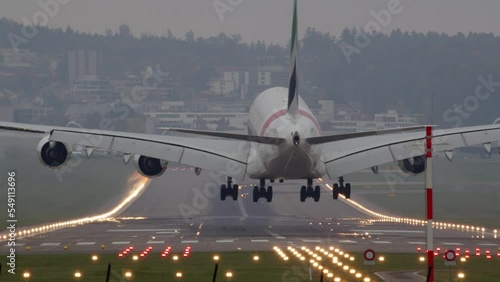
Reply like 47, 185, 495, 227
220, 177, 238, 201
333, 176, 351, 200
299, 178, 320, 202
253, 179, 273, 203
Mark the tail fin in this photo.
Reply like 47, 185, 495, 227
287, 0, 299, 116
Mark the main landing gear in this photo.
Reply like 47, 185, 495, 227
333, 176, 351, 200
300, 178, 320, 202
220, 177, 238, 201
253, 179, 273, 203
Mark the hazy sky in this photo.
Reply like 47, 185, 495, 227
1, 0, 499, 44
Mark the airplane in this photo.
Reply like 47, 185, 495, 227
2, 0, 500, 203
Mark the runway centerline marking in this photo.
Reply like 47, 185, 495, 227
251, 239, 269, 243
76, 242, 96, 246
112, 241, 131, 245
407, 241, 425, 245
372, 241, 392, 244
478, 243, 498, 246
146, 240, 165, 244
442, 242, 464, 246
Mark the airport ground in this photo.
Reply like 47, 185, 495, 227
1, 132, 500, 281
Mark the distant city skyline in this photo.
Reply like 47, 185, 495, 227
1, 0, 500, 44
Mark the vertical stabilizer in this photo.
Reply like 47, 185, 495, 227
287, 0, 299, 117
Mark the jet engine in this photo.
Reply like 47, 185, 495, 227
37, 135, 72, 168
133, 155, 167, 178
398, 155, 426, 175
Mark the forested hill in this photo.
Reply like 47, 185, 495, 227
1, 17, 500, 127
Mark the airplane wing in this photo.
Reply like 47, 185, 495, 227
0, 122, 250, 180
318, 124, 500, 179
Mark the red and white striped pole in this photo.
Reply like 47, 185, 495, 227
425, 125, 434, 282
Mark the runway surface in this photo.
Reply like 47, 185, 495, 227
2, 170, 499, 255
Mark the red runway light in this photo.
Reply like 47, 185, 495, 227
118, 253, 123, 257
417, 247, 421, 252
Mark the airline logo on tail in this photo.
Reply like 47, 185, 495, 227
287, 0, 299, 116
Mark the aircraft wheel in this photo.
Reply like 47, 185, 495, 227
300, 185, 307, 202
314, 185, 320, 202
253, 186, 259, 202
232, 184, 238, 201
220, 184, 227, 201
333, 183, 339, 200
345, 183, 351, 199
266, 186, 273, 202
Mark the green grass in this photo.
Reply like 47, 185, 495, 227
1, 252, 499, 281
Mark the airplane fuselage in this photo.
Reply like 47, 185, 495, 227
246, 87, 326, 180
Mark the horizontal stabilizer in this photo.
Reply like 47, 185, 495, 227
306, 126, 426, 145
163, 128, 285, 145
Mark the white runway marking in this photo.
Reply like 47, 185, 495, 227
302, 239, 322, 243
478, 243, 498, 246
442, 242, 464, 246
108, 229, 177, 232
407, 241, 425, 245
216, 239, 235, 243
352, 229, 424, 234
372, 241, 392, 244
156, 231, 177, 234
181, 240, 199, 244
111, 241, 131, 245
339, 240, 357, 244
267, 231, 286, 239
251, 239, 269, 243
76, 242, 96, 246
40, 243, 60, 246
146, 240, 165, 244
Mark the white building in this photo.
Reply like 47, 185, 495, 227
145, 111, 248, 133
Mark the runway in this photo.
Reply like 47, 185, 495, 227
3, 170, 499, 255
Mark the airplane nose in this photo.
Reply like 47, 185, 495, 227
293, 131, 300, 146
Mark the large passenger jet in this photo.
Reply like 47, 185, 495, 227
2, 0, 500, 203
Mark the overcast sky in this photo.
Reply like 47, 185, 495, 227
1, 0, 499, 44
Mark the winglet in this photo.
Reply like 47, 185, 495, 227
287, 0, 299, 117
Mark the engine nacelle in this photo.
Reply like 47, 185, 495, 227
133, 155, 167, 178
398, 155, 426, 175
37, 135, 72, 168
